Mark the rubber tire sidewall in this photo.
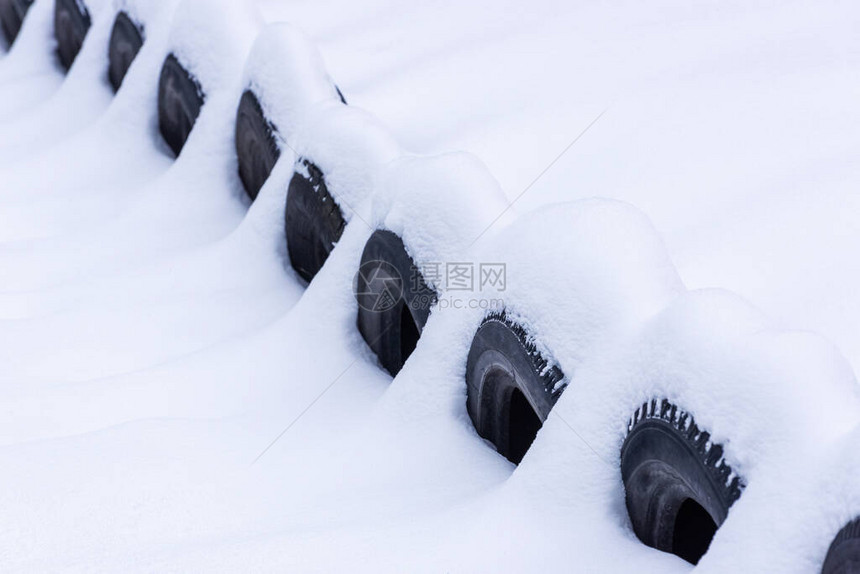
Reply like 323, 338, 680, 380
465, 318, 557, 462
55, 0, 90, 71
621, 418, 732, 559
822, 520, 860, 574
284, 161, 345, 284
356, 230, 433, 377
158, 54, 204, 157
236, 90, 281, 201
107, 11, 143, 92
0, 0, 32, 47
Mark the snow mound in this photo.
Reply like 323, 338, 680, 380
611, 289, 860, 467
532, 288, 860, 492
372, 152, 511, 284
480, 198, 684, 373
502, 287, 860, 572
167, 0, 262, 94
242, 23, 342, 143
113, 0, 178, 28
0, 1, 858, 572
291, 103, 402, 224
81, 0, 111, 15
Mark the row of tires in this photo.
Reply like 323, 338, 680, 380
2, 1, 858, 571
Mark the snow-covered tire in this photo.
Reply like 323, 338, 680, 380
822, 519, 860, 573
621, 399, 744, 565
107, 11, 143, 92
465, 312, 565, 464
54, 0, 90, 71
284, 159, 344, 283
355, 230, 435, 377
0, 0, 32, 47
157, 54, 204, 157
235, 90, 280, 200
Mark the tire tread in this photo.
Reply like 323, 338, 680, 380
626, 398, 744, 505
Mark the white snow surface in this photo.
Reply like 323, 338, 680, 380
113, 0, 178, 29
0, 0, 859, 572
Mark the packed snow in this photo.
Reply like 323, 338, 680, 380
0, 0, 858, 571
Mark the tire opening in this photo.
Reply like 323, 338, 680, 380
399, 304, 420, 367
673, 498, 717, 565
506, 388, 541, 465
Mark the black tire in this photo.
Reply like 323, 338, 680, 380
157, 54, 204, 157
54, 0, 90, 71
355, 230, 435, 377
284, 159, 344, 283
0, 0, 32, 47
621, 399, 744, 565
822, 519, 860, 574
107, 11, 143, 92
465, 312, 566, 464
235, 90, 280, 201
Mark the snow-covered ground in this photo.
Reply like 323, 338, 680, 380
0, 0, 858, 571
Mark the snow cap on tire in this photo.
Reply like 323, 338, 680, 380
158, 0, 260, 156
583, 289, 860, 566
720, 418, 860, 573
111, 0, 176, 29
108, 0, 182, 82
369, 152, 511, 290
165, 0, 261, 96
290, 104, 402, 227
354, 153, 509, 376
461, 200, 680, 465
617, 289, 860, 471
241, 23, 343, 144
478, 199, 683, 375
283, 105, 401, 282
498, 286, 860, 570
237, 24, 351, 200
